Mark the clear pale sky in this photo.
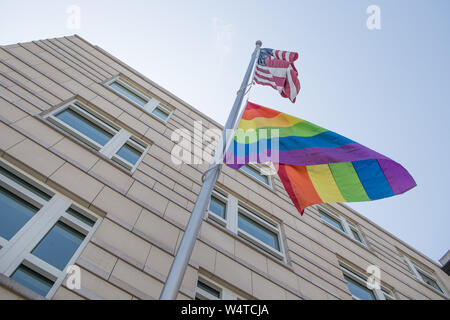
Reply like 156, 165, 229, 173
1, 0, 449, 262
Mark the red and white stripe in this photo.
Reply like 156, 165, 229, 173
254, 50, 301, 103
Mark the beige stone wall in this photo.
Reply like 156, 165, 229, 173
0, 35, 448, 300
0, 286, 24, 300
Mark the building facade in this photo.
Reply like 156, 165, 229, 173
0, 35, 448, 300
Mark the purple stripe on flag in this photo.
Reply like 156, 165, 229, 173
225, 143, 389, 167
378, 159, 417, 194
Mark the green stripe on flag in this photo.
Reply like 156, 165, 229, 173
234, 120, 327, 144
329, 162, 370, 202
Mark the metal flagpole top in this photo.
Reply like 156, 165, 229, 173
256, 40, 262, 46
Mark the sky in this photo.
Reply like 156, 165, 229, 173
1, 0, 449, 263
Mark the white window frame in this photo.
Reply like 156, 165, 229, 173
402, 256, 448, 296
0, 159, 101, 299
105, 77, 174, 123
319, 208, 345, 232
48, 100, 119, 151
150, 103, 174, 122
111, 136, 149, 172
207, 188, 285, 261
106, 77, 150, 107
207, 188, 228, 227
347, 221, 366, 246
319, 206, 367, 246
237, 204, 284, 260
46, 100, 149, 173
381, 287, 396, 300
239, 163, 273, 188
195, 276, 242, 300
340, 263, 395, 300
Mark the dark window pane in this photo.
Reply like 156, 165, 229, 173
56, 108, 113, 146
209, 196, 226, 219
66, 208, 95, 227
130, 137, 147, 149
382, 288, 394, 300
344, 275, 376, 300
116, 143, 142, 165
152, 106, 169, 121
381, 288, 391, 295
320, 211, 345, 232
238, 213, 280, 251
11, 265, 54, 297
240, 165, 269, 185
0, 186, 38, 240
419, 271, 443, 293
109, 81, 148, 107
351, 228, 363, 243
32, 221, 85, 270
0, 166, 51, 201
197, 280, 221, 298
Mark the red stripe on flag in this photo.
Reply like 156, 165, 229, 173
241, 101, 281, 120
279, 164, 323, 213
255, 66, 271, 75
254, 48, 301, 103
277, 164, 303, 214
254, 77, 279, 92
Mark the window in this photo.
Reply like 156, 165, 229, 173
343, 274, 376, 300
55, 107, 114, 146
0, 166, 51, 201
108, 80, 148, 107
238, 206, 281, 253
340, 263, 395, 300
66, 208, 95, 227
208, 189, 228, 225
348, 222, 365, 245
10, 265, 54, 297
320, 210, 344, 232
112, 137, 148, 171
151, 104, 172, 122
319, 207, 366, 245
209, 196, 227, 220
195, 278, 222, 300
207, 188, 284, 260
240, 164, 271, 187
31, 221, 85, 271
418, 271, 443, 293
0, 186, 39, 241
0, 160, 100, 298
381, 288, 396, 300
107, 77, 173, 122
350, 227, 363, 243
46, 100, 149, 172
195, 276, 242, 300
402, 255, 447, 295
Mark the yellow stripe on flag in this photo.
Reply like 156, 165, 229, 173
238, 113, 302, 130
306, 164, 346, 203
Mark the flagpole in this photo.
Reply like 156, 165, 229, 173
160, 40, 262, 300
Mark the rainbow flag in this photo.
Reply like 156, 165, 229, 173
225, 101, 416, 214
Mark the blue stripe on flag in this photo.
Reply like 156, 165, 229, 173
353, 159, 393, 200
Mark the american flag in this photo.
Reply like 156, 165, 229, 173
254, 48, 301, 103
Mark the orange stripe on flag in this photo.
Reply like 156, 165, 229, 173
241, 102, 281, 120
284, 165, 323, 211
